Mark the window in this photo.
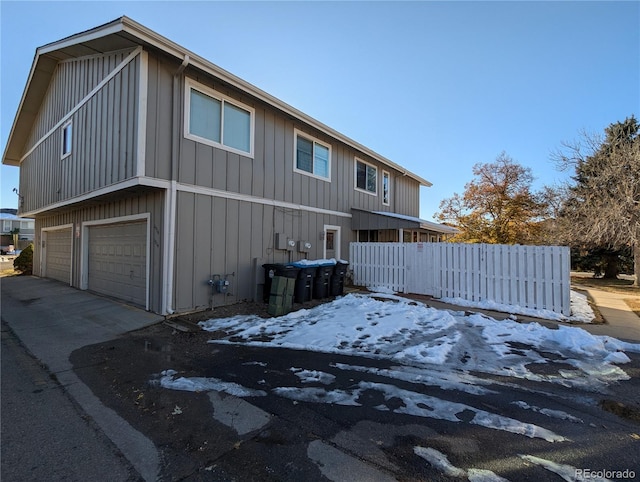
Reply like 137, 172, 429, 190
358, 230, 379, 242
185, 79, 254, 156
355, 158, 377, 194
382, 170, 390, 205
294, 130, 331, 180
62, 122, 72, 158
2, 221, 11, 232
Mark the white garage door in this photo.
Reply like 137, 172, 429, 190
88, 221, 147, 307
44, 228, 72, 284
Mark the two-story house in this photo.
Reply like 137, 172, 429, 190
0, 208, 35, 252
2, 17, 455, 314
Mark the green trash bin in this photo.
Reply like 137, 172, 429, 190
263, 263, 299, 302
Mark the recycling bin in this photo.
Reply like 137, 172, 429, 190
263, 264, 300, 302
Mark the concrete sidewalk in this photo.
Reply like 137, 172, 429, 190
1, 276, 164, 481
572, 285, 640, 343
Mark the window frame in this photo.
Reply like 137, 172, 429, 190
61, 121, 72, 159
184, 78, 255, 158
354, 157, 378, 196
293, 129, 332, 182
382, 170, 390, 205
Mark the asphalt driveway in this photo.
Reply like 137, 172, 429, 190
3, 276, 640, 481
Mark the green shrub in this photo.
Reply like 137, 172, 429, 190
13, 244, 33, 275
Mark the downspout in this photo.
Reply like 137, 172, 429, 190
395, 171, 408, 242
163, 54, 189, 315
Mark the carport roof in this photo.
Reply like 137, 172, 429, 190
351, 209, 459, 234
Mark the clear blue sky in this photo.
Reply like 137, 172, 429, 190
1, 1, 638, 219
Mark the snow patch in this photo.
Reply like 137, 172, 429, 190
154, 370, 266, 397
441, 289, 595, 323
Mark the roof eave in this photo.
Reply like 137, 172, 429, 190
3, 16, 433, 187
116, 17, 432, 186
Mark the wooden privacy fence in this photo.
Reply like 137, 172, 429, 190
349, 242, 571, 316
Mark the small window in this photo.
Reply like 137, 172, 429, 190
2, 221, 11, 232
294, 130, 331, 180
358, 230, 378, 242
355, 158, 377, 194
185, 79, 254, 157
382, 170, 390, 205
62, 122, 72, 158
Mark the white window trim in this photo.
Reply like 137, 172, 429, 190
354, 157, 378, 196
293, 128, 332, 182
184, 78, 255, 158
61, 121, 72, 159
382, 170, 390, 205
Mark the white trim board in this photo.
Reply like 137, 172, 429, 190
176, 182, 352, 219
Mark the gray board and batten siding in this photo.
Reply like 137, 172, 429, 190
7, 17, 432, 315
144, 55, 423, 216
19, 49, 141, 214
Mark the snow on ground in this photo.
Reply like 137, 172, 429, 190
519, 455, 613, 482
197, 293, 639, 390
414, 447, 510, 481
155, 293, 640, 460
440, 289, 595, 323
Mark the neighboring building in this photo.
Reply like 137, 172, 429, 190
1, 208, 35, 251
2, 17, 454, 314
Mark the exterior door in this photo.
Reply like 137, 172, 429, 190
87, 221, 147, 307
324, 225, 340, 260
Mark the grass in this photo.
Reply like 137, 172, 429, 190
0, 268, 17, 278
570, 275, 640, 295
624, 298, 640, 318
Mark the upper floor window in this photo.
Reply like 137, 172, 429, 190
62, 122, 72, 159
294, 129, 331, 180
355, 158, 377, 195
185, 79, 254, 157
382, 170, 390, 205
2, 220, 12, 233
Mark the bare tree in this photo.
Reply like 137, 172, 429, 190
552, 116, 640, 284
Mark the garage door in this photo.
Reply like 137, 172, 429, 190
88, 221, 147, 307
44, 228, 72, 284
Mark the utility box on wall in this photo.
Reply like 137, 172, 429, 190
275, 233, 288, 250
297, 240, 312, 253
275, 233, 295, 250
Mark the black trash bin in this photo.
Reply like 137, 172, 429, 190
263, 264, 300, 302
330, 261, 349, 296
313, 264, 334, 299
292, 263, 317, 303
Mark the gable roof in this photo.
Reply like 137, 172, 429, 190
2, 16, 432, 187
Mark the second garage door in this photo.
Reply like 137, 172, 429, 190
88, 221, 147, 307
